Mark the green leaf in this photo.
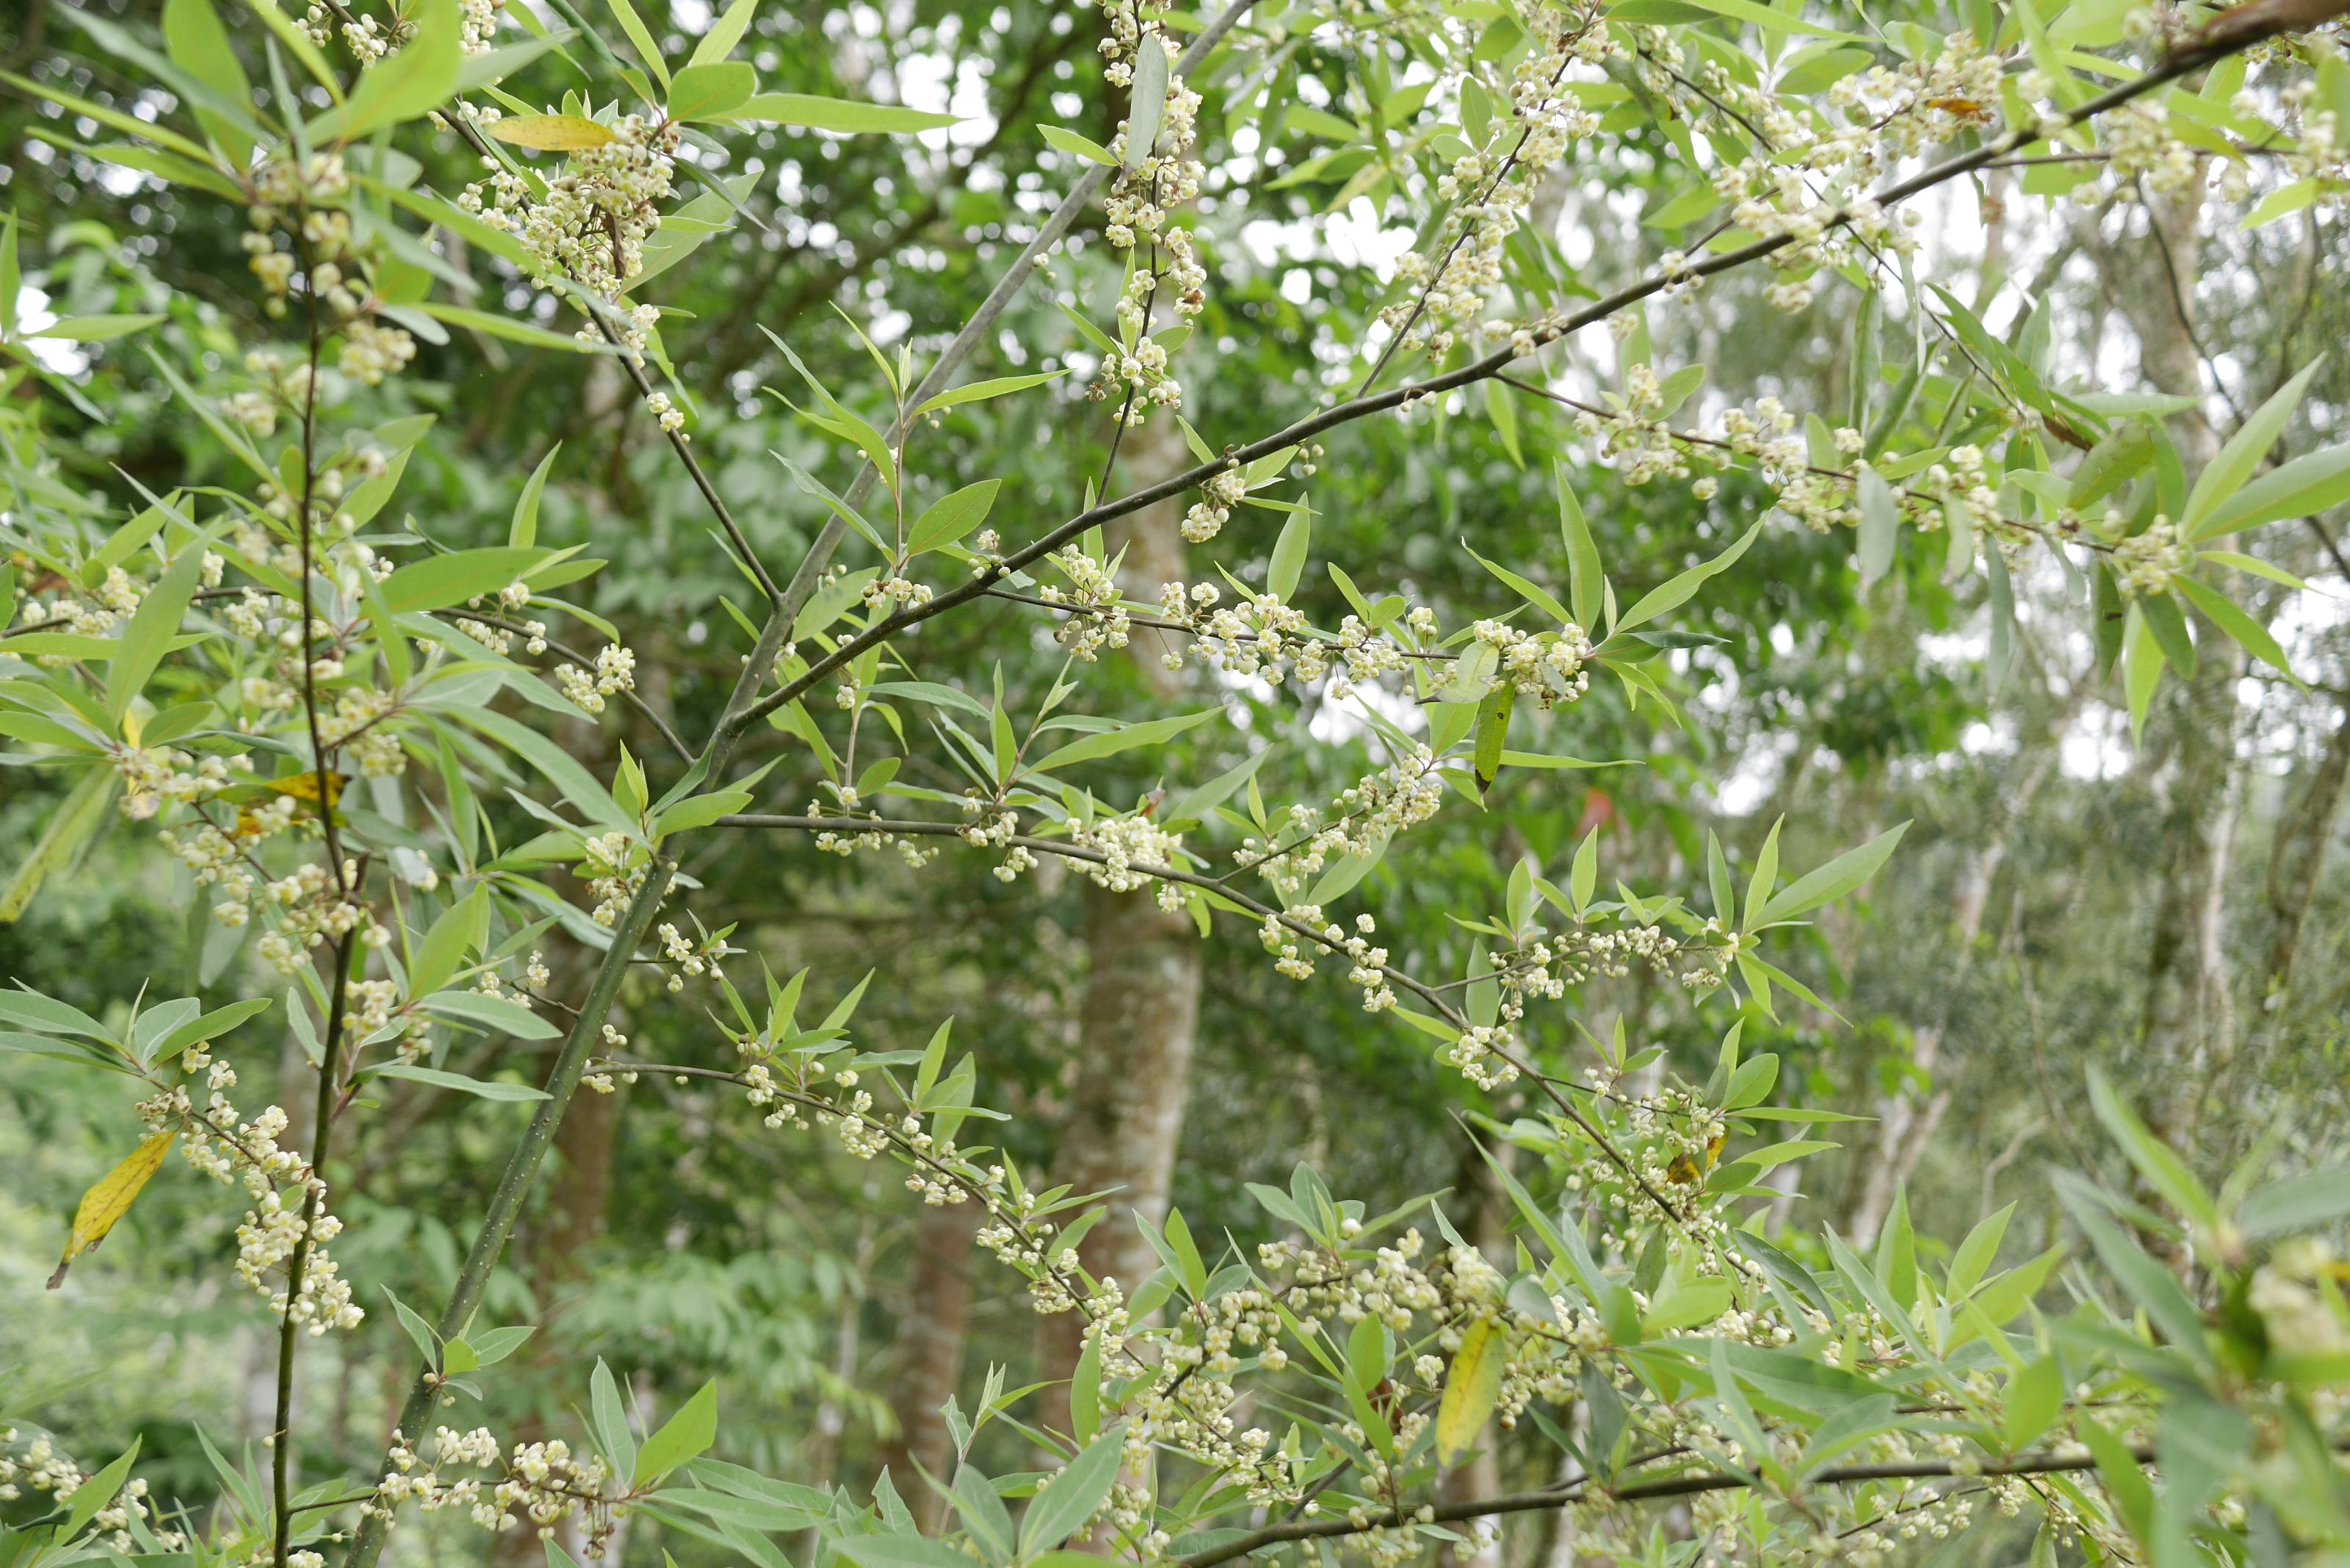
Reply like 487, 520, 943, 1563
1756, 823, 1907, 925
29, 313, 169, 342
1856, 469, 1898, 585
419, 990, 563, 1041
162, 0, 257, 163
2054, 1176, 2209, 1362
148, 997, 272, 1068
590, 1359, 637, 1478
1435, 1318, 1504, 1468
1125, 32, 1169, 163
2123, 603, 2164, 745
2004, 1356, 2064, 1453
367, 1063, 551, 1101
1947, 1203, 2014, 1298
604, 0, 670, 90
689, 0, 758, 66
510, 445, 561, 548
2087, 1068, 2219, 1235
653, 787, 754, 839
107, 549, 203, 723
314, 0, 459, 140
914, 372, 1065, 417
668, 61, 755, 122
1, 767, 115, 923
1019, 1428, 1123, 1554
1469, 545, 1572, 626
2181, 360, 2320, 532
60, 1441, 140, 1542
419, 303, 615, 355
1030, 709, 1218, 773
729, 94, 955, 133
2175, 575, 2293, 678
2239, 1163, 2350, 1238
634, 1381, 718, 1485
1614, 521, 1760, 633
381, 547, 549, 613
1684, 0, 1843, 37
1268, 507, 1312, 601
409, 886, 491, 1000
908, 480, 1002, 555
1040, 124, 1118, 165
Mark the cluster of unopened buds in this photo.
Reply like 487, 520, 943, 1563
656, 922, 728, 991
2109, 517, 2192, 597
1237, 746, 1447, 905
371, 1427, 620, 1548
0, 1430, 185, 1551
1067, 810, 1187, 910
1179, 467, 1246, 543
578, 830, 648, 926
463, 113, 677, 361
12, 562, 148, 642
1471, 618, 1591, 707
236, 1181, 364, 1332
1089, 0, 1207, 422
1038, 549, 1130, 660
864, 571, 937, 612
1382, 7, 1608, 361
554, 643, 636, 715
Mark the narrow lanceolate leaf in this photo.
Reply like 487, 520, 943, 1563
1125, 33, 1170, 164
49, 1130, 176, 1287
1856, 469, 1898, 585
1019, 1428, 1124, 1555
727, 94, 955, 133
1029, 709, 1219, 773
108, 549, 203, 723
1436, 1318, 1505, 1468
2181, 360, 2319, 532
487, 114, 618, 151
1, 767, 118, 924
634, 1381, 719, 1484
1756, 822, 1908, 925
2187, 442, 2350, 543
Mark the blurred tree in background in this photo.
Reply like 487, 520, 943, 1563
3, 0, 2350, 1564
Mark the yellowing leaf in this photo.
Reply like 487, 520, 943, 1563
263, 770, 350, 807
488, 114, 617, 151
48, 1130, 175, 1287
1435, 1317, 1504, 1468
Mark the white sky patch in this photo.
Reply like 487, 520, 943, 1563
10, 286, 86, 375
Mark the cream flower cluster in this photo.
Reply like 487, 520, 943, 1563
1090, 0, 1208, 423
1384, 6, 1610, 361
462, 116, 677, 368
554, 644, 637, 715
0, 1431, 185, 1553
369, 1427, 621, 1549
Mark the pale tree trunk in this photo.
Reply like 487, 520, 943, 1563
2092, 186, 2246, 1100
1033, 881, 1204, 1442
1848, 745, 2061, 1246
2260, 691, 2350, 1000
1034, 414, 1202, 1448
875, 1199, 981, 1530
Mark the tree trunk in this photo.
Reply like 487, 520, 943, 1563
1033, 882, 1204, 1441
875, 1199, 982, 1529
2261, 691, 2350, 1000
1034, 412, 1202, 1446
2090, 187, 2247, 1099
